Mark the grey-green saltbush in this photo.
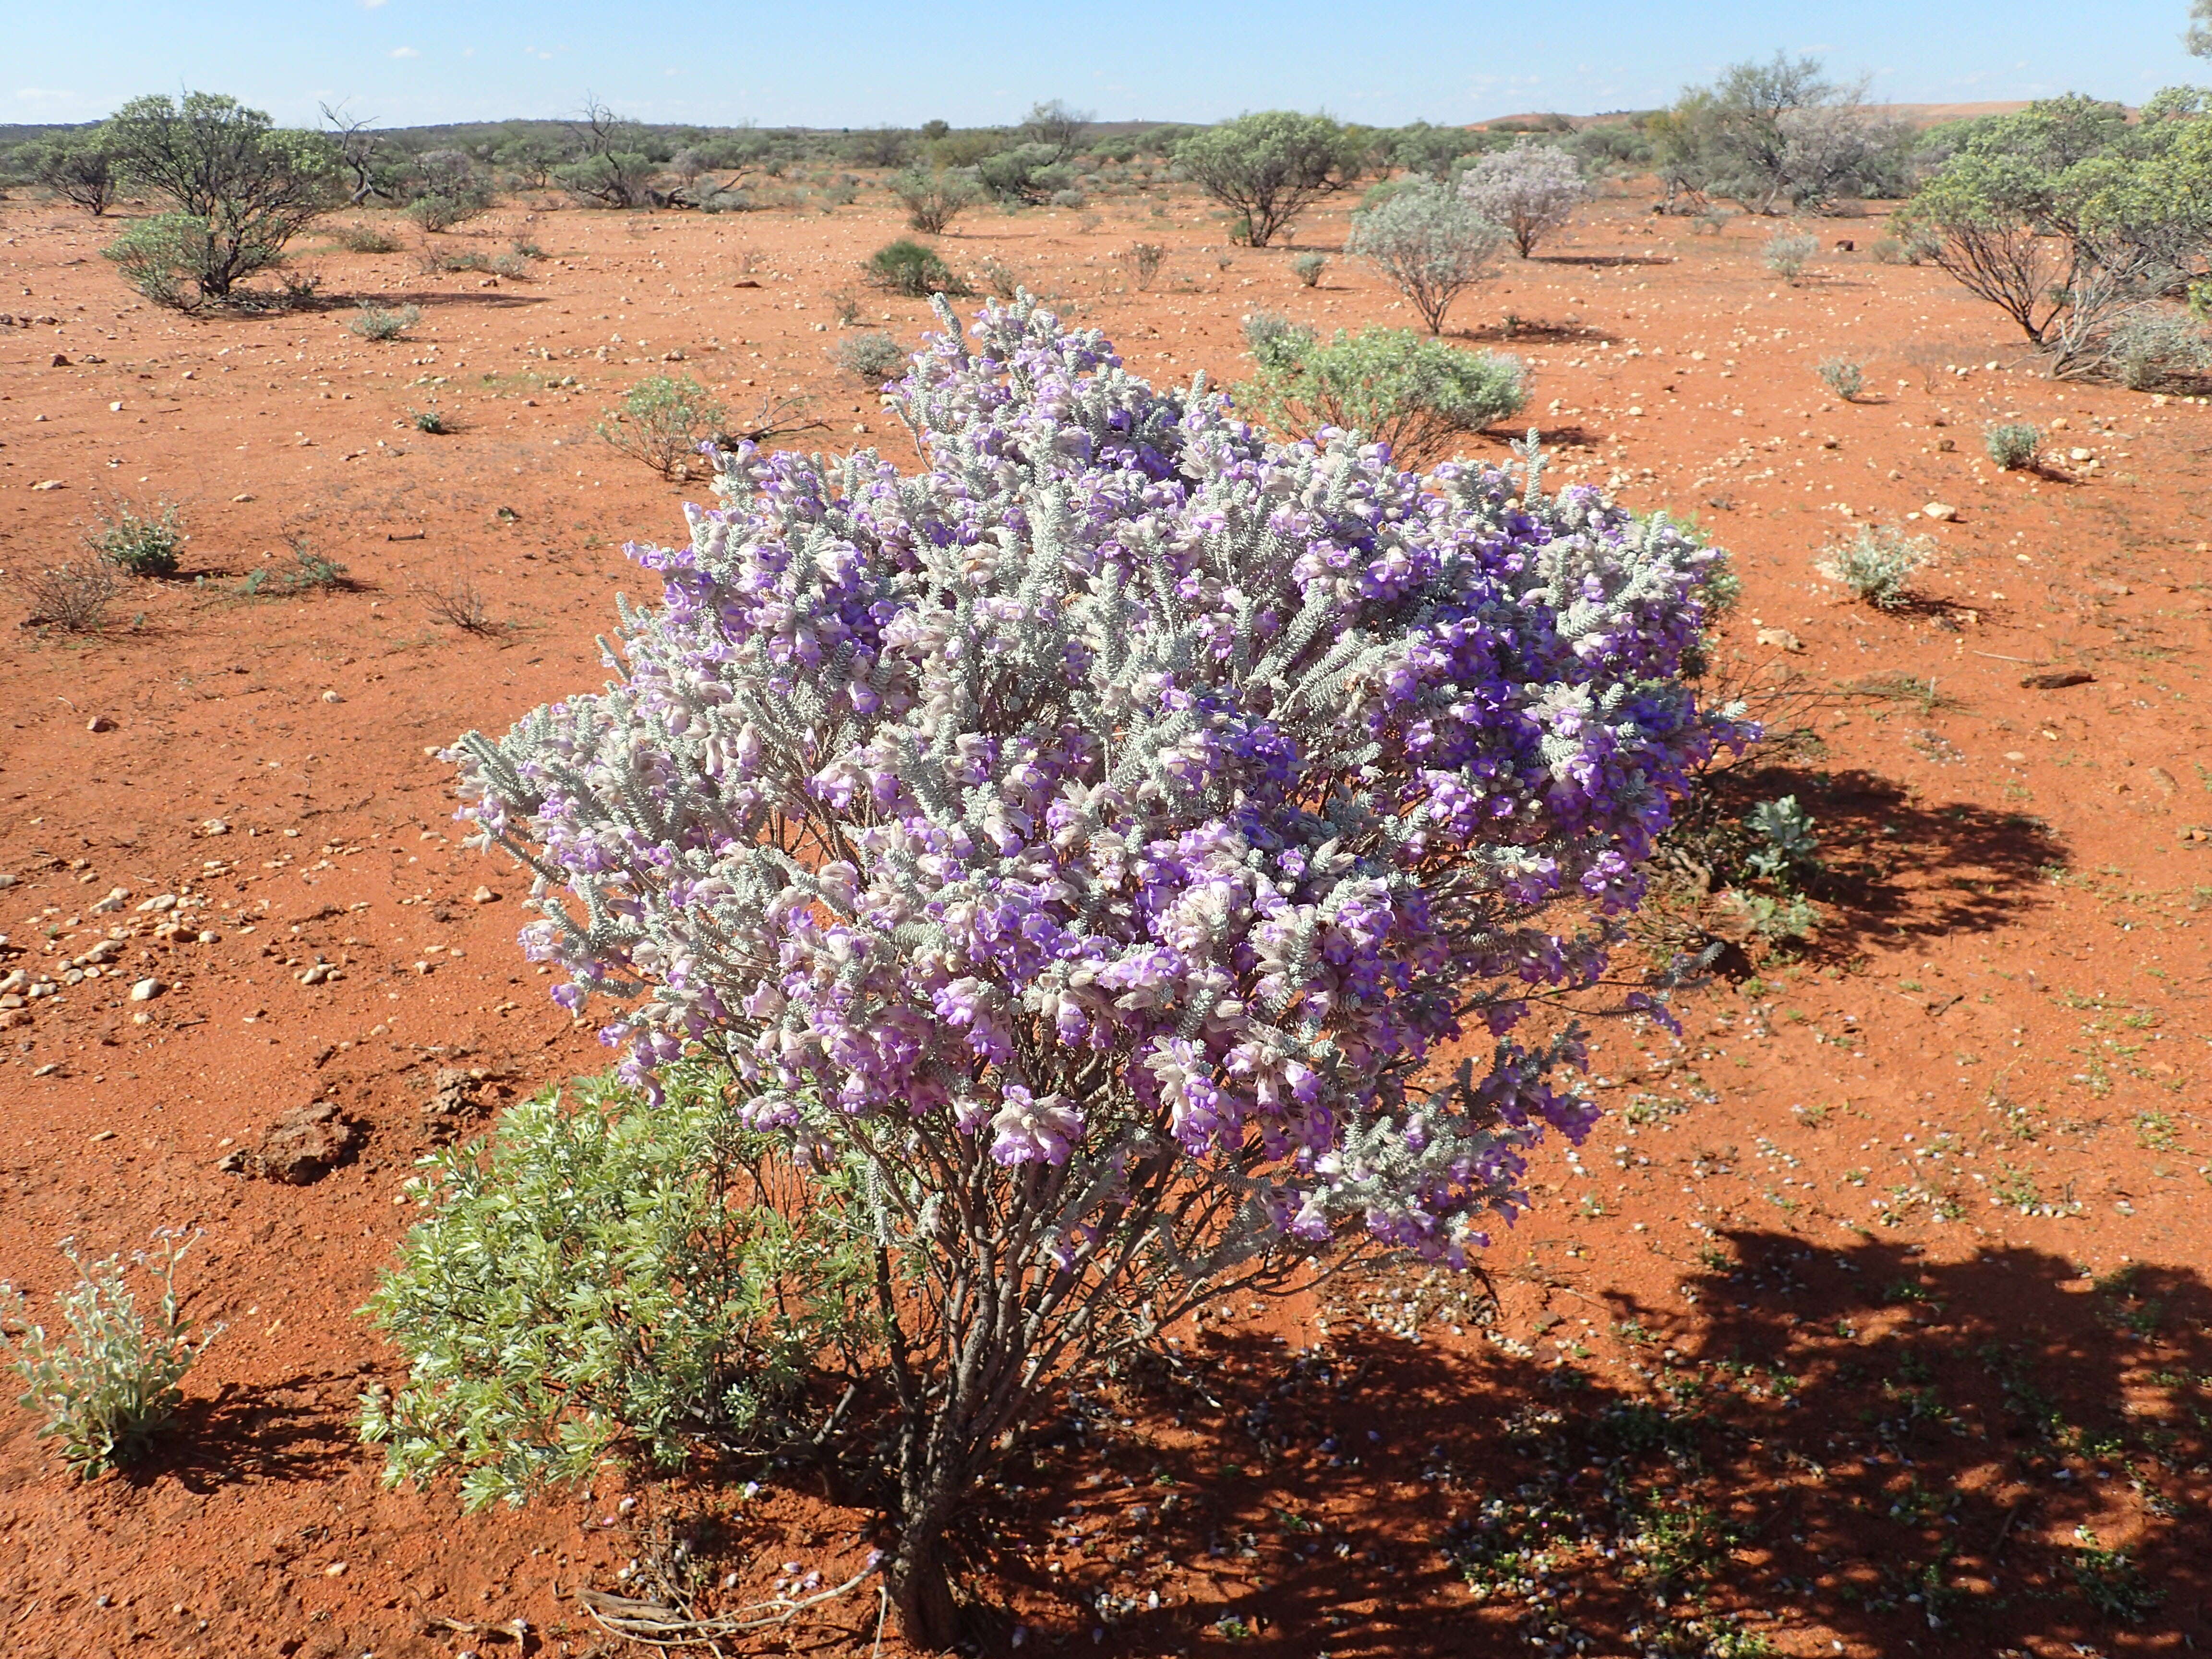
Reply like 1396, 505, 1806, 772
1816, 359, 1864, 400
0, 1231, 219, 1477
1819, 524, 1933, 610
1984, 421, 2042, 469
834, 328, 908, 384
361, 1071, 870, 1510
1236, 324, 1526, 468
350, 302, 420, 341
1291, 250, 1327, 287
1765, 229, 1819, 281
1346, 177, 1503, 334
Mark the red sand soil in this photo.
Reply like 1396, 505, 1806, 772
1, 180, 2208, 1658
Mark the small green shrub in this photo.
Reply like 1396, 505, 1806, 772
241, 541, 349, 598
596, 372, 726, 480
1128, 241, 1166, 289
2106, 307, 2212, 390
1984, 421, 2042, 469
976, 255, 1022, 301
1291, 250, 1327, 287
103, 213, 215, 310
0, 1230, 219, 1477
1868, 235, 1905, 264
2069, 1528, 2162, 1623
409, 406, 451, 434
865, 237, 968, 299
1745, 796, 1821, 886
833, 329, 908, 384
510, 237, 549, 261
1816, 358, 1863, 400
1819, 523, 1933, 610
361, 1071, 870, 1509
1764, 228, 1819, 281
331, 220, 401, 254
87, 499, 186, 578
350, 302, 421, 341
1235, 324, 1526, 468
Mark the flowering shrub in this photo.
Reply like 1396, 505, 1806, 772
452, 295, 1740, 1640
1458, 144, 1594, 258
1347, 177, 1504, 333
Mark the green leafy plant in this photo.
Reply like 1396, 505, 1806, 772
361, 1071, 870, 1509
241, 540, 349, 598
596, 372, 727, 480
1235, 323, 1526, 467
1745, 796, 1820, 886
865, 237, 968, 299
1819, 523, 1934, 610
1291, 250, 1327, 287
86, 498, 186, 578
1176, 111, 1364, 247
1816, 358, 1864, 400
350, 301, 421, 341
2069, 1527, 2162, 1623
408, 406, 451, 434
0, 1230, 219, 1477
1984, 421, 2042, 469
100, 92, 337, 308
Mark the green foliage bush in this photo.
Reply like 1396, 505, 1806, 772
1291, 250, 1327, 287
28, 133, 117, 216
1984, 421, 2042, 469
87, 498, 185, 578
1176, 111, 1364, 247
1764, 229, 1819, 280
865, 237, 968, 299
0, 1231, 219, 1477
1236, 323, 1527, 467
596, 372, 726, 480
1346, 177, 1503, 333
101, 92, 337, 307
361, 1071, 870, 1509
330, 220, 401, 253
1819, 524, 1933, 610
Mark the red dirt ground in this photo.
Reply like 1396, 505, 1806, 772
1, 179, 2208, 1659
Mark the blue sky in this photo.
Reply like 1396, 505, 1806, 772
5, 0, 2207, 130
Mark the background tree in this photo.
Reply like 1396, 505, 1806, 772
1347, 176, 1504, 331
1459, 143, 1594, 256
319, 101, 394, 205
2190, 0, 2212, 56
449, 295, 1735, 1644
1176, 110, 1363, 246
1659, 55, 1911, 214
1017, 99, 1092, 162
557, 95, 656, 208
101, 92, 337, 306
27, 132, 117, 216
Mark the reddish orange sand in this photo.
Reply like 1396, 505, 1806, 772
1, 181, 2207, 1658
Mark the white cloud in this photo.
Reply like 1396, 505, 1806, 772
391, 46, 420, 58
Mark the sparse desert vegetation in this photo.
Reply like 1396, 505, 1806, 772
1, 55, 2212, 1659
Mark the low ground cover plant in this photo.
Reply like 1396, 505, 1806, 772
350, 302, 420, 341
1236, 315, 1527, 466
1816, 358, 1864, 400
437, 295, 1738, 1642
1984, 420, 2042, 469
19, 561, 120, 632
596, 372, 726, 480
831, 328, 906, 383
1820, 523, 1934, 610
87, 498, 185, 577
0, 1231, 219, 1477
